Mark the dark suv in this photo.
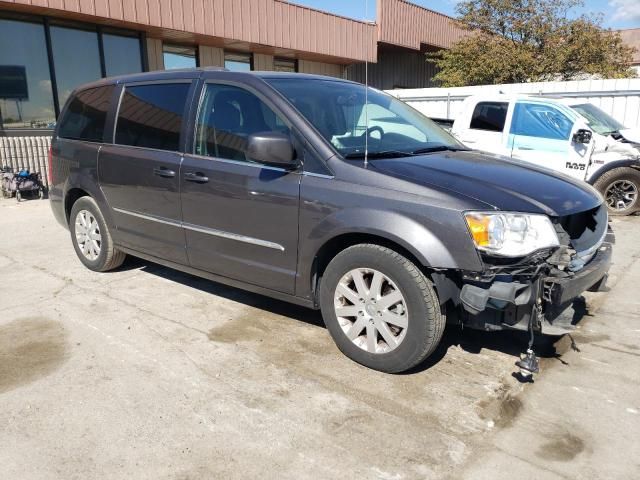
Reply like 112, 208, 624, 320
49, 68, 612, 373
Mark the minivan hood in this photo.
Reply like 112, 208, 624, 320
368, 150, 602, 217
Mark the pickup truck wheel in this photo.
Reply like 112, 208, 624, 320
70, 196, 126, 272
594, 167, 640, 215
319, 244, 445, 373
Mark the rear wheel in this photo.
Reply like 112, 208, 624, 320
319, 244, 445, 373
594, 167, 640, 215
16, 190, 21, 202
70, 196, 126, 272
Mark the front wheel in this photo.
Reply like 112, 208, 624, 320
319, 244, 445, 373
593, 167, 640, 215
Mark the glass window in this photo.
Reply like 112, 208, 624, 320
50, 25, 102, 109
511, 102, 574, 141
224, 52, 252, 72
115, 83, 190, 151
274, 58, 296, 73
103, 33, 143, 77
470, 102, 508, 132
0, 18, 56, 130
571, 103, 625, 136
58, 85, 114, 141
194, 83, 290, 161
163, 44, 197, 70
266, 78, 460, 158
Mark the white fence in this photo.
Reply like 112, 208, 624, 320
0, 136, 51, 187
388, 78, 640, 128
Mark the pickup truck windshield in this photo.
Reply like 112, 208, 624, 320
266, 78, 463, 158
572, 103, 626, 135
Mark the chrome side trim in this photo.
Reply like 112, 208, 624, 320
303, 172, 334, 179
113, 207, 182, 228
112, 207, 285, 251
182, 222, 285, 251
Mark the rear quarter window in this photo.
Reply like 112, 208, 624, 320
469, 102, 508, 132
58, 85, 115, 142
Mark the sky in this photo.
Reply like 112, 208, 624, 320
293, 0, 640, 30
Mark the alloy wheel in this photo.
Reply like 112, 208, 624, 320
75, 209, 102, 261
605, 180, 638, 211
334, 268, 408, 354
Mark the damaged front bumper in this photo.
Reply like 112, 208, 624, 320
456, 237, 613, 335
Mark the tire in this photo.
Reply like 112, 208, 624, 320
69, 196, 126, 272
319, 244, 445, 373
593, 167, 640, 216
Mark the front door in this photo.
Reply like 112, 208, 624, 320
180, 82, 300, 294
509, 101, 592, 180
99, 81, 193, 264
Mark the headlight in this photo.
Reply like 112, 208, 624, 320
464, 212, 559, 257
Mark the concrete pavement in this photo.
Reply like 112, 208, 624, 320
0, 198, 638, 479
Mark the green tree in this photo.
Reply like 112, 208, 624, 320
429, 0, 636, 87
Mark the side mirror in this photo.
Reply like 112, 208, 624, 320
246, 132, 297, 169
572, 129, 592, 144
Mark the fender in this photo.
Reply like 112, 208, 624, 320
295, 207, 483, 301
587, 159, 640, 185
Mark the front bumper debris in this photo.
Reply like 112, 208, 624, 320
457, 242, 612, 334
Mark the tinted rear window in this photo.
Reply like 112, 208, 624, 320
470, 102, 508, 132
115, 83, 191, 151
58, 85, 114, 142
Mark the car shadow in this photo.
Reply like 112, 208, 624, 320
118, 256, 587, 374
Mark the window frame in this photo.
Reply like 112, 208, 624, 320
0, 10, 145, 135
190, 79, 296, 168
469, 101, 509, 133
112, 79, 197, 153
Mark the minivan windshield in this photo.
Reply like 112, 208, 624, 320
266, 78, 465, 158
571, 103, 626, 135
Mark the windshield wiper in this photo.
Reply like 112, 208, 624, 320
343, 150, 412, 159
410, 145, 469, 154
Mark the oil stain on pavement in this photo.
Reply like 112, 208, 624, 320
536, 432, 585, 461
0, 317, 68, 394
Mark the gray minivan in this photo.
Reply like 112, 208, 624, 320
49, 68, 612, 373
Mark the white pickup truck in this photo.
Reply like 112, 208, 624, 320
450, 94, 640, 215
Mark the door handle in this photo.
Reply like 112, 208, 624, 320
153, 167, 176, 178
184, 172, 209, 183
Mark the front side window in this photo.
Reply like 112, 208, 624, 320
266, 78, 460, 158
470, 102, 508, 132
194, 83, 290, 162
115, 83, 191, 151
511, 102, 574, 141
58, 85, 114, 141
0, 18, 56, 130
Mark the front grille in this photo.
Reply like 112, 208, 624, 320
558, 205, 608, 272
